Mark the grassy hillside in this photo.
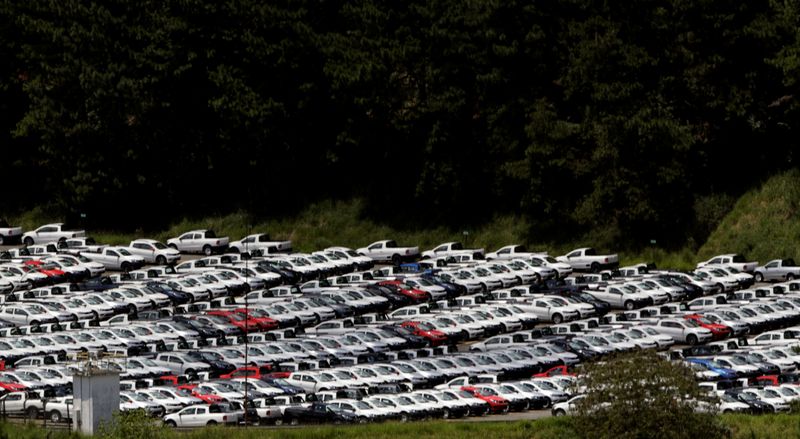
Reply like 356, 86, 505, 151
699, 169, 800, 263
8, 198, 703, 269
8, 199, 554, 255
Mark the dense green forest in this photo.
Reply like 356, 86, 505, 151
1, 0, 799, 249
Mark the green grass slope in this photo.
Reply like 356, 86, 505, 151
699, 169, 800, 263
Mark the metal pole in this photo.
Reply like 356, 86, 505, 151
243, 226, 249, 427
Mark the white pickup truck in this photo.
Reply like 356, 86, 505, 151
228, 233, 292, 254
356, 240, 420, 264
163, 404, 238, 427
167, 230, 229, 255
696, 254, 758, 273
0, 220, 23, 245
556, 248, 619, 272
485, 244, 547, 260
82, 247, 146, 271
22, 223, 86, 246
754, 259, 800, 282
0, 392, 73, 422
58, 237, 106, 253
421, 242, 485, 259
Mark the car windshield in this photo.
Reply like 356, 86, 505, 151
478, 388, 498, 396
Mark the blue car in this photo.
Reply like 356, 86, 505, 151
685, 358, 738, 380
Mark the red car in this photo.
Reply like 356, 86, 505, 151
684, 314, 732, 340
400, 321, 448, 346
207, 310, 260, 333
234, 308, 279, 331
22, 260, 66, 282
177, 384, 225, 404
153, 375, 189, 386
533, 365, 576, 378
752, 374, 800, 387
220, 365, 273, 380
460, 386, 509, 413
378, 280, 430, 303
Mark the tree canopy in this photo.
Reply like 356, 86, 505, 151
574, 350, 727, 439
1, 0, 799, 246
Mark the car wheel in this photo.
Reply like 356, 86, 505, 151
165, 420, 177, 428
30, 320, 40, 327
442, 409, 450, 419
480, 283, 488, 293
229, 246, 240, 254
357, 416, 367, 424
121, 262, 132, 272
391, 254, 401, 265
91, 310, 99, 320
127, 304, 137, 315
273, 418, 284, 426
544, 397, 552, 408
399, 412, 409, 422
553, 409, 566, 417
206, 420, 217, 426
624, 300, 635, 310
686, 334, 698, 346
203, 245, 213, 256
501, 324, 508, 333
590, 262, 600, 273
552, 313, 563, 324
156, 255, 167, 265
501, 406, 509, 414
753, 272, 764, 282
26, 406, 38, 419
716, 283, 724, 292
666, 294, 673, 302
522, 401, 530, 411
787, 274, 795, 281
23, 237, 34, 246
49, 410, 62, 423
0, 236, 4, 245
289, 417, 299, 426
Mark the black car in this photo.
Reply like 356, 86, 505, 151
283, 402, 358, 425
69, 276, 118, 292
550, 291, 611, 315
724, 389, 771, 414
380, 325, 429, 349
183, 351, 236, 377
146, 282, 192, 305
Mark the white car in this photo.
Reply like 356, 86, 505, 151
514, 297, 581, 324
421, 242, 485, 260
128, 239, 181, 264
697, 254, 758, 273
167, 230, 229, 255
356, 240, 420, 264
81, 247, 146, 271
551, 394, 585, 416
22, 223, 86, 246
556, 248, 619, 272
653, 318, 713, 345
163, 404, 238, 427
486, 244, 546, 261
0, 220, 23, 245
228, 233, 292, 254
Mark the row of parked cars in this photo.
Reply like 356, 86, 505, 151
2, 222, 800, 425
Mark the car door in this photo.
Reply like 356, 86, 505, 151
764, 261, 780, 280
177, 407, 197, 427
37, 226, 58, 242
